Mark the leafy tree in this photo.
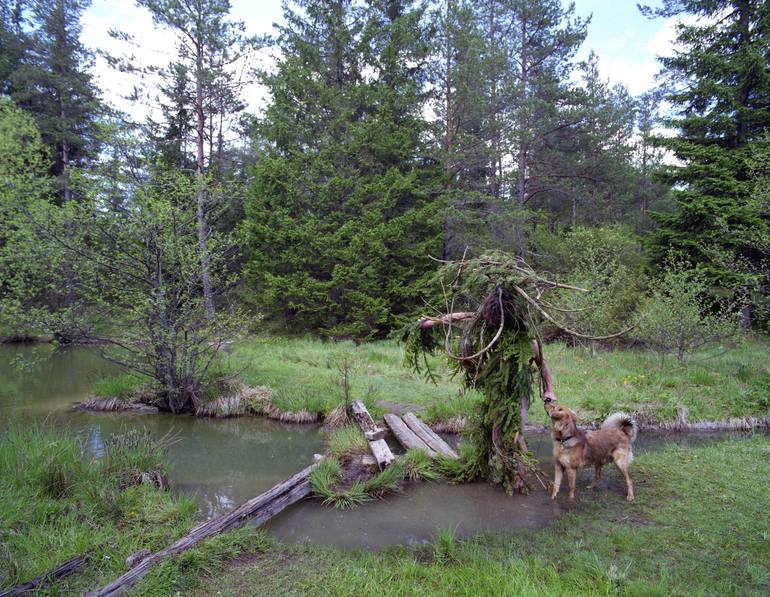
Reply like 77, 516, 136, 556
643, 0, 770, 312
65, 129, 245, 412
244, 0, 443, 338
128, 0, 255, 318
0, 97, 55, 336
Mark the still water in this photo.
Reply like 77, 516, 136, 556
1, 344, 757, 550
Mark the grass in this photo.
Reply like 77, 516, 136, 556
91, 373, 146, 401
89, 335, 770, 426
186, 435, 770, 596
0, 424, 195, 594
227, 335, 770, 427
327, 425, 371, 460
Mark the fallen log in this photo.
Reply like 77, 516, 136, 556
402, 413, 458, 459
383, 413, 437, 457
351, 400, 394, 468
0, 554, 87, 597
86, 463, 316, 597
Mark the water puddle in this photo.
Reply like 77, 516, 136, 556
266, 430, 759, 549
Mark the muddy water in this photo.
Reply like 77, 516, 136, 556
0, 345, 324, 518
0, 344, 760, 548
266, 429, 760, 549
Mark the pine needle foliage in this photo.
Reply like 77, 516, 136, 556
403, 251, 607, 493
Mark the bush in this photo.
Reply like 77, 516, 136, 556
634, 256, 741, 362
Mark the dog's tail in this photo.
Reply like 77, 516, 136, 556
601, 412, 638, 443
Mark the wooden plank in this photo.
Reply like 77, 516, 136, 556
86, 463, 316, 597
384, 413, 437, 457
351, 400, 394, 469
402, 413, 459, 459
368, 438, 395, 468
351, 400, 384, 436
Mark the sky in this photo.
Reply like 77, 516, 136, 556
81, 0, 677, 120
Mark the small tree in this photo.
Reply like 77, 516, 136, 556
634, 256, 740, 363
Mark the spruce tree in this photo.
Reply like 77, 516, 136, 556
6, 0, 102, 202
245, 0, 443, 338
643, 0, 770, 303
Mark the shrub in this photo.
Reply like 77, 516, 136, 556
634, 256, 740, 362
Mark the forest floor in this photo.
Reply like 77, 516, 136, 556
139, 436, 769, 597
226, 335, 770, 427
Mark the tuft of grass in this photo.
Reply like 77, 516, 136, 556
432, 525, 459, 565
326, 426, 369, 460
308, 459, 369, 509
401, 449, 441, 482
361, 461, 403, 498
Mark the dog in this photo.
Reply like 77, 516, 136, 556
545, 402, 638, 501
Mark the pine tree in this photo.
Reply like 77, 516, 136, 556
244, 0, 443, 338
7, 0, 102, 202
135, 0, 254, 318
643, 0, 770, 303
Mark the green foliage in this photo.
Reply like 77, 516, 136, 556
634, 256, 740, 362
401, 449, 441, 482
309, 458, 371, 510
243, 0, 444, 338
544, 227, 645, 349
361, 461, 403, 498
0, 97, 59, 336
647, 1, 770, 315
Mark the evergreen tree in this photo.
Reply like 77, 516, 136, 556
0, 0, 29, 96
244, 0, 443, 338
643, 0, 770, 304
6, 0, 102, 202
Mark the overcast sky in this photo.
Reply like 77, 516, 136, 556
82, 0, 676, 120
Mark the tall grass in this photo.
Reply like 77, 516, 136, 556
0, 424, 195, 593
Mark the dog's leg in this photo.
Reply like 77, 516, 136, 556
587, 465, 601, 489
567, 468, 577, 500
551, 463, 564, 500
613, 452, 635, 501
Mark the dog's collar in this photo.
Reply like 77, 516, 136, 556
556, 435, 574, 443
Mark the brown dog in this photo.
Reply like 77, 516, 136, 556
546, 403, 637, 501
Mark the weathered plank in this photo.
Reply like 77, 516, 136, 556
402, 413, 459, 459
351, 400, 386, 439
86, 463, 316, 597
0, 554, 87, 596
368, 438, 395, 468
384, 413, 437, 457
351, 400, 395, 468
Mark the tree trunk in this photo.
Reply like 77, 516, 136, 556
196, 39, 215, 319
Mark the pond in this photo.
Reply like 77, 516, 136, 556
1, 344, 758, 550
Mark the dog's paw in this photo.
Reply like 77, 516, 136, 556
626, 495, 635, 502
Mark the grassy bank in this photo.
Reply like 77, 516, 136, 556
149, 435, 769, 597
0, 425, 195, 594
88, 335, 770, 426
227, 336, 770, 426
